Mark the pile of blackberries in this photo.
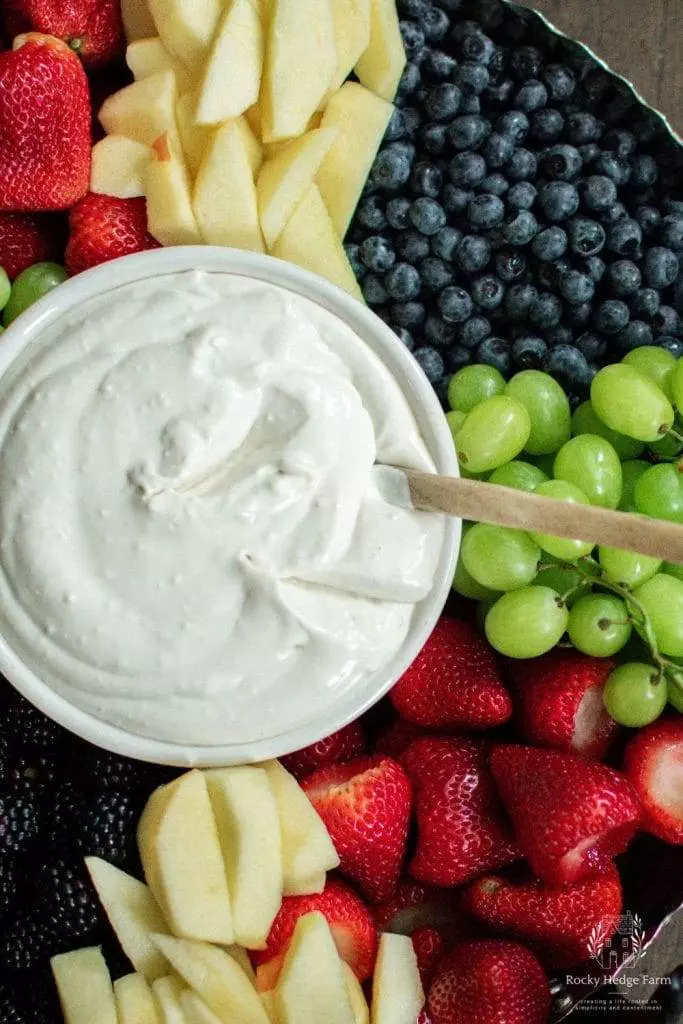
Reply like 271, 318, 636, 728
346, 0, 683, 406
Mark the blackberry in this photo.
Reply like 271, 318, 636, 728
0, 976, 61, 1024
0, 784, 41, 854
46, 780, 87, 852
0, 912, 58, 972
4, 696, 65, 753
36, 857, 102, 943
0, 856, 20, 922
76, 790, 141, 868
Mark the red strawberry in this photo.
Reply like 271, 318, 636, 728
402, 737, 519, 887
507, 651, 620, 759
281, 722, 365, 780
428, 940, 551, 1024
0, 34, 90, 211
463, 867, 623, 969
491, 745, 641, 886
390, 617, 512, 731
65, 193, 160, 275
0, 212, 63, 279
623, 718, 683, 845
250, 878, 377, 982
412, 927, 445, 988
301, 756, 412, 904
417, 1013, 433, 1024
375, 716, 424, 760
3, 0, 124, 69
372, 879, 465, 946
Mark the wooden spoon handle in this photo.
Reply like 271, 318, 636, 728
406, 472, 683, 564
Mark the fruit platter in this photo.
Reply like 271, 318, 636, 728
0, 0, 682, 1021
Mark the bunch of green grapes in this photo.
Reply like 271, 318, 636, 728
447, 353, 683, 728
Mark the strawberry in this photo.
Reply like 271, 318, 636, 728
372, 879, 465, 946
375, 716, 424, 760
506, 650, 619, 759
0, 34, 90, 211
463, 867, 623, 969
280, 722, 365, 780
412, 927, 445, 988
491, 745, 641, 886
623, 718, 683, 845
3, 0, 124, 69
65, 193, 160, 275
427, 939, 551, 1024
301, 756, 412, 904
390, 617, 512, 731
402, 737, 519, 887
250, 878, 377, 982
0, 212, 63, 279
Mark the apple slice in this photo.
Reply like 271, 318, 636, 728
226, 945, 258, 987
263, 112, 322, 159
257, 127, 338, 248
152, 977, 187, 1024
180, 992, 224, 1024
90, 136, 150, 199
318, 82, 393, 238
137, 769, 233, 944
370, 934, 424, 1024
147, 0, 222, 74
176, 94, 214, 177
51, 948, 118, 1024
262, 760, 339, 895
261, 0, 337, 142
146, 133, 203, 246
343, 963, 370, 1024
114, 974, 161, 1024
204, 766, 283, 950
153, 935, 270, 1024
328, 0, 371, 93
355, 0, 406, 102
260, 992, 278, 1023
271, 186, 364, 301
245, 103, 263, 140
274, 913, 355, 1024
99, 70, 179, 149
193, 120, 264, 251
126, 38, 193, 93
122, 0, 156, 41
195, 0, 264, 125
85, 857, 169, 982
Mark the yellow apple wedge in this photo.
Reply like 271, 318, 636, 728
137, 770, 233, 944
147, 0, 222, 74
355, 0, 406, 102
195, 0, 264, 125
271, 186, 364, 302
226, 944, 258, 986
204, 766, 283, 950
193, 120, 264, 250
245, 102, 263, 140
257, 127, 338, 248
121, 0, 156, 41
180, 992, 225, 1024
146, 133, 203, 246
115, 974, 162, 1024
263, 113, 321, 159
328, 0, 371, 93
152, 977, 188, 1024
370, 934, 424, 1024
260, 993, 278, 1024
274, 913, 355, 1024
126, 38, 193, 93
99, 70, 179, 149
318, 82, 393, 238
85, 857, 170, 982
51, 948, 118, 1024
175, 94, 214, 177
152, 935, 270, 1024
90, 136, 150, 198
343, 963, 370, 1024
261, 0, 337, 142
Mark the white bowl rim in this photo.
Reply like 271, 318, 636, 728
0, 246, 460, 766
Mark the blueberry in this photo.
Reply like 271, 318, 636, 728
542, 144, 583, 182
635, 205, 662, 237
468, 193, 505, 229
514, 79, 548, 112
542, 63, 576, 100
390, 300, 426, 327
579, 143, 601, 165
424, 315, 457, 348
660, 215, 683, 252
579, 172, 619, 211
538, 182, 580, 222
460, 94, 482, 114
510, 45, 542, 81
496, 109, 529, 142
503, 209, 538, 245
559, 269, 594, 305
567, 112, 603, 145
485, 76, 515, 107
445, 344, 472, 372
480, 172, 509, 196
397, 62, 421, 99
424, 49, 457, 80
371, 144, 414, 189
606, 219, 643, 258
396, 230, 430, 262
476, 336, 511, 373
530, 292, 563, 328
360, 235, 395, 273
505, 282, 538, 320
424, 83, 462, 122
530, 108, 565, 143
512, 334, 548, 369
443, 184, 475, 214
564, 301, 592, 328
614, 320, 653, 352
384, 108, 407, 142
439, 286, 474, 323
357, 195, 387, 231
664, 199, 683, 217
532, 226, 568, 262
547, 324, 574, 348
653, 305, 680, 336
398, 0, 429, 16
386, 197, 412, 231
447, 115, 491, 151
394, 327, 415, 350
644, 247, 679, 289
459, 314, 492, 349
344, 244, 365, 279
472, 274, 505, 310
659, 337, 683, 358
484, 132, 514, 168
630, 153, 658, 189
401, 107, 422, 140
594, 152, 631, 186
594, 299, 630, 335
542, 344, 590, 388
421, 124, 448, 156
507, 182, 537, 209
603, 128, 637, 158
410, 161, 442, 198
568, 217, 606, 257
449, 151, 487, 188
496, 249, 526, 282
630, 288, 661, 320
455, 62, 490, 95
575, 331, 607, 361
455, 235, 492, 275
385, 263, 422, 301
420, 257, 454, 293
536, 257, 568, 291
362, 274, 388, 305
409, 197, 447, 236
460, 31, 496, 66
420, 5, 450, 40
413, 346, 445, 383
400, 20, 426, 56
507, 149, 537, 181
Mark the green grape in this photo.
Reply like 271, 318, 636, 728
0, 267, 10, 313
448, 364, 505, 414
619, 460, 650, 513
634, 463, 683, 523
3, 262, 68, 327
485, 586, 568, 658
603, 663, 668, 727
504, 370, 571, 456
446, 410, 467, 439
598, 546, 662, 589
488, 460, 548, 492
671, 358, 683, 416
591, 364, 674, 443
553, 434, 622, 509
567, 594, 632, 657
571, 401, 644, 461
533, 560, 595, 607
455, 396, 531, 474
531, 480, 595, 561
633, 574, 683, 657
461, 523, 540, 592
664, 561, 683, 583
647, 431, 683, 461
453, 555, 501, 601
623, 346, 677, 400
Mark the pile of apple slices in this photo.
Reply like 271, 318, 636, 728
92, 0, 407, 299
50, 760, 424, 1024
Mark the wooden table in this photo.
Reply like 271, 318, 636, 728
528, 0, 682, 133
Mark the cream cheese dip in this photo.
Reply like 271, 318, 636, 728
0, 271, 444, 745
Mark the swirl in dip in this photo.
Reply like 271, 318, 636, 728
0, 271, 444, 744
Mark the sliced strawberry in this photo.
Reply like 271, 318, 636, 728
623, 718, 683, 845
412, 927, 445, 989
491, 745, 642, 886
65, 193, 160, 275
280, 722, 365, 780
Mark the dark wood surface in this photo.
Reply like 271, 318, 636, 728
528, 0, 682, 133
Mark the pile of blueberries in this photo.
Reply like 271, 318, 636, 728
345, 0, 683, 405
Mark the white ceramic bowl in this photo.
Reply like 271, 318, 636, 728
0, 247, 460, 766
